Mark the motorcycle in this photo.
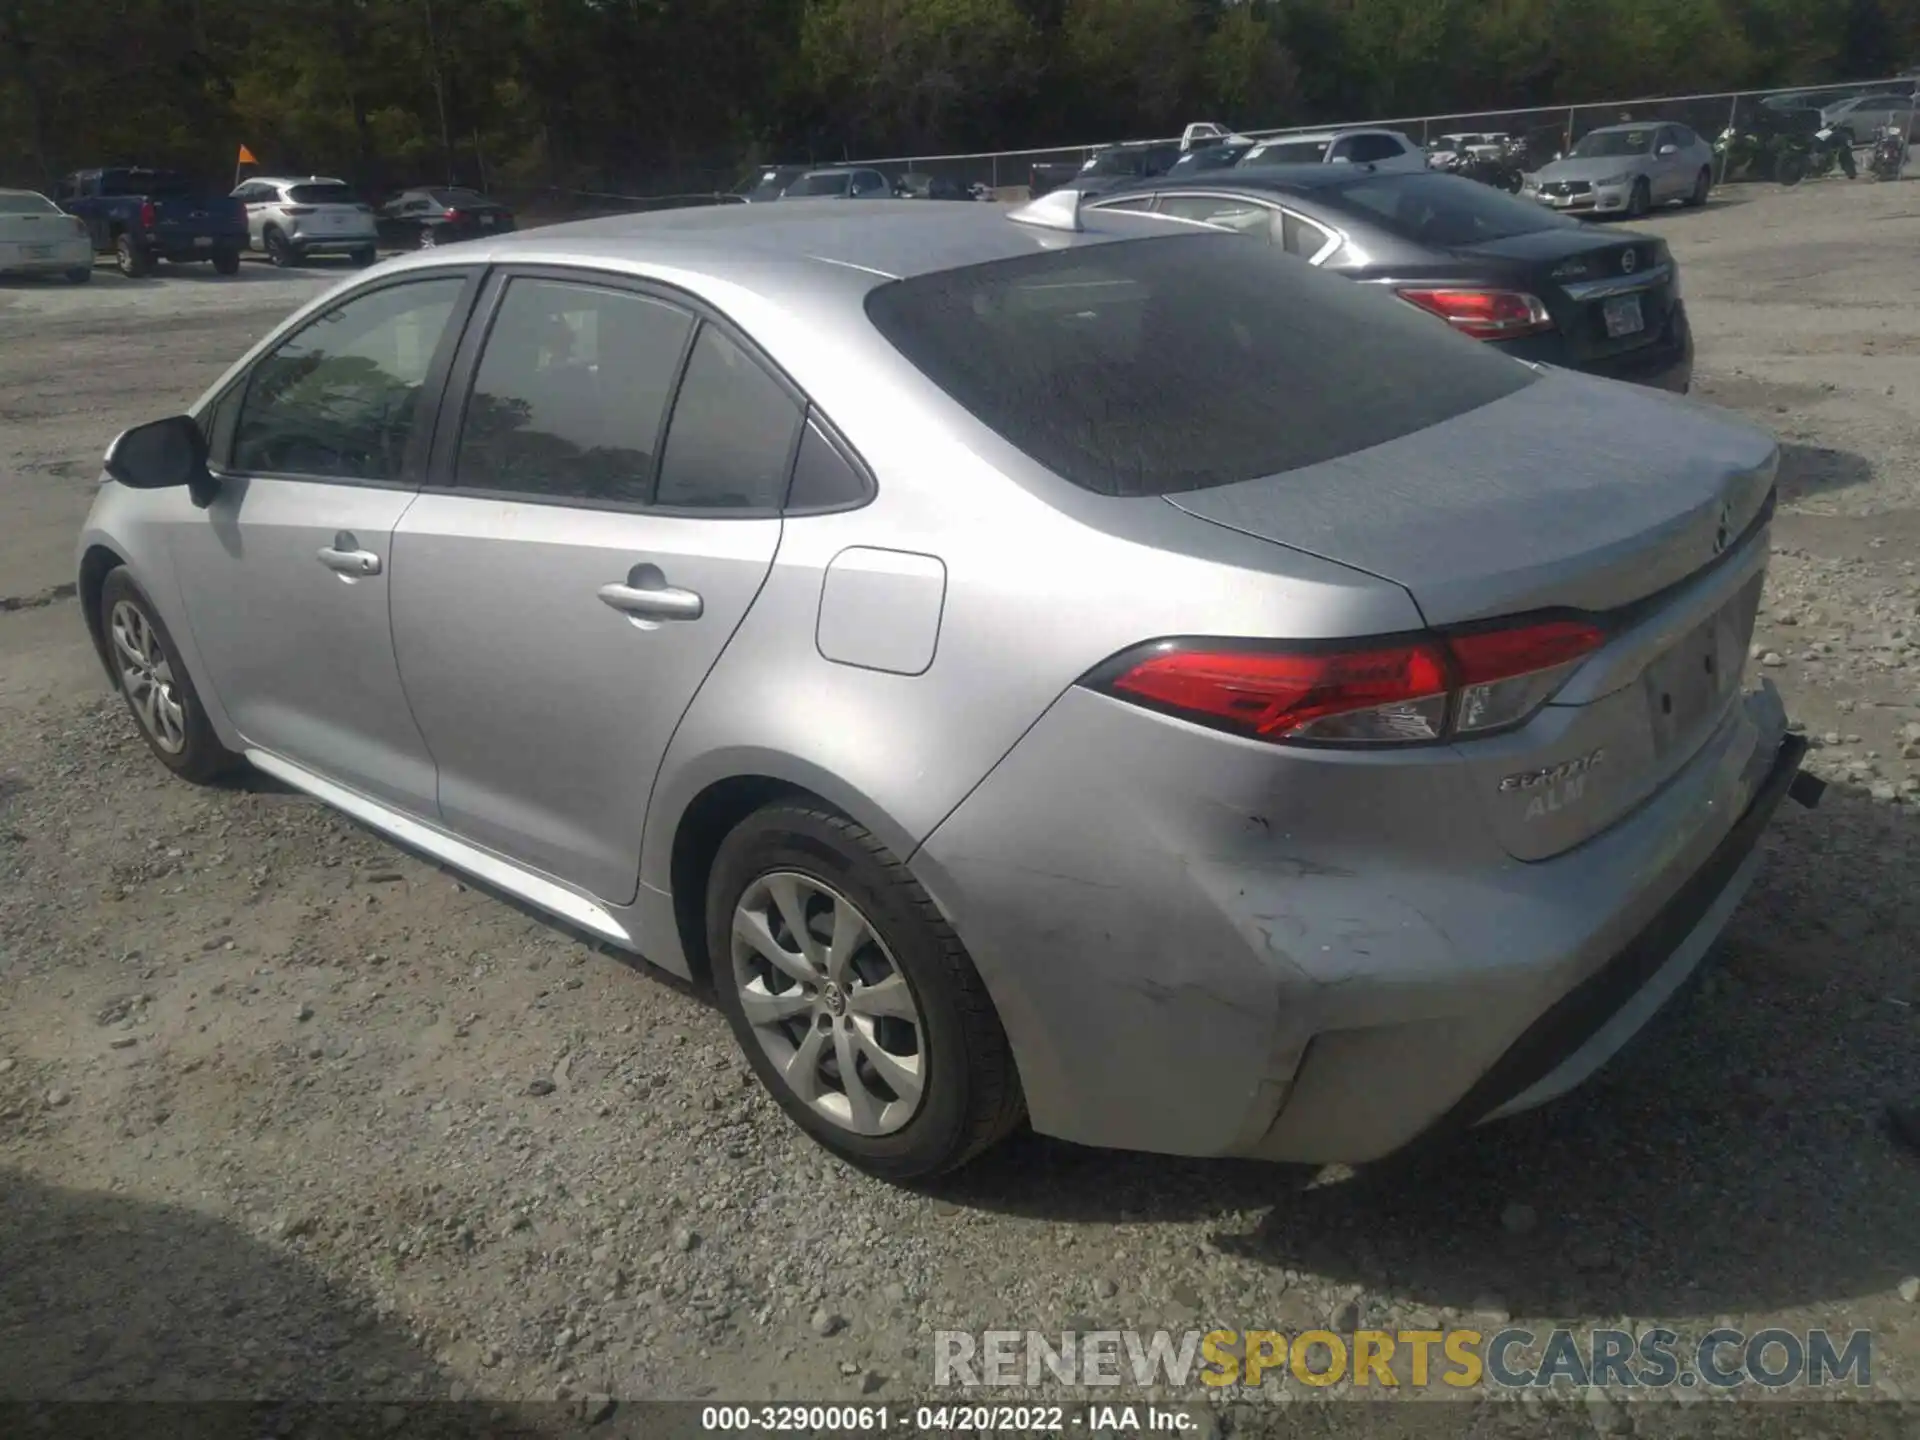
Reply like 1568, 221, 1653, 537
1774, 124, 1857, 185
1428, 143, 1523, 192
1869, 123, 1909, 180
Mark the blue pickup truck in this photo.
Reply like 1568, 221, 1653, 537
56, 167, 249, 278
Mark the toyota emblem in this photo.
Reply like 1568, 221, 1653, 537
1621, 248, 1638, 273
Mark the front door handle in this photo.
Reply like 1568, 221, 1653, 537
598, 562, 703, 623
318, 531, 382, 577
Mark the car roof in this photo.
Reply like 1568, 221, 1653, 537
803, 167, 869, 176
1582, 122, 1663, 135
430, 198, 1185, 290
1156, 162, 1383, 192
254, 175, 348, 185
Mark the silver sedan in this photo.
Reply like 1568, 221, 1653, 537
76, 193, 1816, 1179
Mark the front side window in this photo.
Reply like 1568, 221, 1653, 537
1249, 139, 1332, 165
232, 277, 466, 481
864, 234, 1535, 498
654, 325, 804, 510
454, 278, 694, 504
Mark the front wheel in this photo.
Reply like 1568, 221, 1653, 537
1687, 167, 1711, 206
1777, 153, 1806, 187
1626, 177, 1651, 218
99, 568, 238, 784
707, 803, 1024, 1181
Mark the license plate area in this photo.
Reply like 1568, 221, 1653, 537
1602, 293, 1645, 338
192, 236, 214, 247
1641, 580, 1756, 761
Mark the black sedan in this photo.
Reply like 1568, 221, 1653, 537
376, 187, 516, 248
1088, 166, 1692, 393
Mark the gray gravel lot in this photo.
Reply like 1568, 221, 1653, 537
1, 191, 1917, 1436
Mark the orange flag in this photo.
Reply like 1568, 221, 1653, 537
237, 144, 258, 165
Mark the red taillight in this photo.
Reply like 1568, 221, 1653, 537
139, 200, 156, 228
443, 208, 466, 223
1095, 618, 1606, 746
1397, 287, 1554, 340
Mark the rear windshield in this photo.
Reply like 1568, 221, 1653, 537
430, 188, 488, 206
1248, 140, 1331, 164
287, 182, 359, 205
787, 172, 852, 196
864, 233, 1536, 498
0, 191, 58, 214
102, 170, 192, 197
1321, 172, 1573, 246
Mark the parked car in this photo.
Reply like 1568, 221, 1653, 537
77, 197, 1812, 1180
781, 168, 891, 199
1521, 122, 1715, 217
375, 188, 516, 249
232, 175, 378, 268
1164, 141, 1256, 175
735, 165, 809, 202
1819, 91, 1916, 145
891, 172, 977, 201
1092, 166, 1693, 392
55, 167, 247, 278
0, 187, 95, 283
1239, 128, 1428, 174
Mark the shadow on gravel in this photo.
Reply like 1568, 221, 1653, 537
1776, 441, 1875, 504
0, 1167, 450, 1402
941, 774, 1920, 1322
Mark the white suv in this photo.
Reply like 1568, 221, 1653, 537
230, 175, 378, 268
1241, 129, 1428, 174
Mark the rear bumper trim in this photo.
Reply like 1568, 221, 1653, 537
1384, 729, 1811, 1163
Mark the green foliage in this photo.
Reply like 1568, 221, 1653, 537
0, 0, 1907, 191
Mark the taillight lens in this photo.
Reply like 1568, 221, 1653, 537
443, 208, 466, 223
139, 200, 157, 228
1092, 617, 1605, 746
1396, 287, 1554, 340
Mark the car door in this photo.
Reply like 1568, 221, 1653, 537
1651, 126, 1688, 199
388, 269, 800, 903
170, 269, 480, 816
233, 181, 270, 248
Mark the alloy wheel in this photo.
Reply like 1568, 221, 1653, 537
109, 599, 187, 754
729, 871, 927, 1136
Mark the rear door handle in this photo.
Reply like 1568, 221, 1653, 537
598, 563, 702, 623
318, 531, 382, 577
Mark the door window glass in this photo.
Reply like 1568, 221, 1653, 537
232, 277, 465, 481
654, 325, 803, 510
453, 277, 694, 504
1156, 194, 1277, 239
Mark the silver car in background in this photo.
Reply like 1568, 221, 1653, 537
1523, 122, 1716, 216
76, 195, 1816, 1180
232, 174, 379, 267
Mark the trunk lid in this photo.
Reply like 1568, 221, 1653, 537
1163, 369, 1776, 626
149, 195, 247, 241
1458, 231, 1679, 368
1164, 371, 1779, 861
0, 205, 81, 245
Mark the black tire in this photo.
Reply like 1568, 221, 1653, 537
1777, 153, 1806, 187
64, 265, 92, 284
98, 567, 238, 784
114, 233, 151, 279
350, 245, 377, 267
416, 226, 438, 250
1626, 177, 1651, 217
263, 227, 298, 268
1687, 167, 1711, 206
211, 246, 241, 275
706, 802, 1024, 1181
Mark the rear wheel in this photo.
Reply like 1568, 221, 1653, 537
263, 227, 298, 267
1687, 167, 1711, 206
211, 246, 241, 275
350, 245, 377, 267
1626, 177, 1651, 218
707, 802, 1023, 1181
64, 265, 92, 284
416, 227, 438, 250
114, 233, 152, 278
1777, 152, 1806, 187
99, 568, 238, 784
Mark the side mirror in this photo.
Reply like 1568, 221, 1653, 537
1658, 143, 1678, 155
105, 415, 219, 509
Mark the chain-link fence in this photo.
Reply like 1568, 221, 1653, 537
837, 75, 1917, 198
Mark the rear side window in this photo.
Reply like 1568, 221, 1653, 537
863, 233, 1535, 498
1343, 134, 1406, 163
1249, 139, 1331, 164
288, 183, 358, 205
654, 326, 804, 510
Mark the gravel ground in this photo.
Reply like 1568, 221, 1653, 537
1, 187, 1917, 1437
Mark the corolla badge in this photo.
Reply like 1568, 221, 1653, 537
1502, 748, 1605, 821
